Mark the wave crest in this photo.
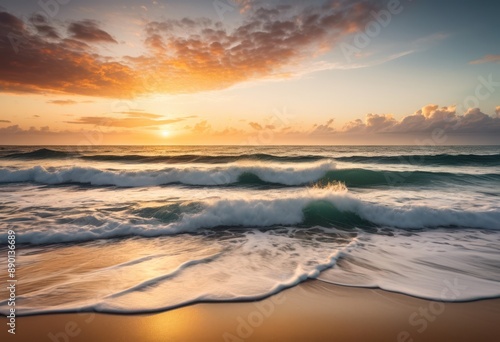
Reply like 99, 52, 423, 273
4, 191, 499, 245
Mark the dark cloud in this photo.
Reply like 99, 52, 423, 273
0, 11, 24, 31
341, 105, 500, 134
29, 14, 60, 39
0, 119, 11, 123
68, 20, 117, 43
224, 105, 500, 144
0, 11, 137, 97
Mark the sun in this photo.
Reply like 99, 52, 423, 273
161, 130, 170, 137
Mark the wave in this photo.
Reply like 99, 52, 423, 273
337, 153, 500, 166
4, 191, 500, 245
0, 163, 335, 187
1, 164, 498, 188
321, 169, 500, 187
4, 148, 74, 159
0, 234, 359, 315
4, 149, 500, 167
2, 148, 324, 163
82, 153, 324, 164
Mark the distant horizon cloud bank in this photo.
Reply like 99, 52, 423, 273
1, 104, 499, 145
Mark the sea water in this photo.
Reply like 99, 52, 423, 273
0, 145, 499, 314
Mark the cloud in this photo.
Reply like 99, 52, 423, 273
0, 1, 381, 98
249, 122, 263, 130
470, 54, 500, 64
68, 20, 117, 43
342, 113, 398, 133
66, 115, 191, 128
0, 125, 50, 134
140, 0, 380, 94
0, 11, 137, 98
199, 104, 500, 144
233, 0, 256, 13
192, 120, 211, 134
340, 105, 500, 134
30, 14, 60, 39
3, 104, 499, 145
116, 111, 197, 120
112, 111, 162, 119
47, 100, 78, 105
0, 11, 23, 31
0, 119, 11, 123
47, 99, 97, 105
0, 124, 160, 145
310, 118, 336, 135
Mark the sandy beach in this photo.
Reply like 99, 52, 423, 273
3, 281, 499, 342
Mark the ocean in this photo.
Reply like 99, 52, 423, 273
0, 145, 499, 315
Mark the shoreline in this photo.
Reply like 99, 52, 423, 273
2, 280, 500, 342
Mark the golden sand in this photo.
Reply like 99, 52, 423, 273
2, 281, 500, 342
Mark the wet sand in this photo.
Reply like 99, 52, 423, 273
2, 281, 500, 342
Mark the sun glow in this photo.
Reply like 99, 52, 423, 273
161, 130, 170, 137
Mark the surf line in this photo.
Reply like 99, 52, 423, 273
6, 228, 16, 335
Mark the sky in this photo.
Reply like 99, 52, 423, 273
0, 0, 499, 145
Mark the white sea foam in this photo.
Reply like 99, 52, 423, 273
3, 190, 500, 245
319, 229, 500, 301
0, 162, 336, 186
2, 227, 499, 316
0, 230, 358, 315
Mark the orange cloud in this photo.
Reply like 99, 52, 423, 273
0, 1, 379, 98
66, 113, 193, 128
2, 105, 500, 145
470, 54, 500, 64
0, 11, 139, 98
47, 100, 78, 105
249, 122, 263, 130
310, 119, 336, 135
